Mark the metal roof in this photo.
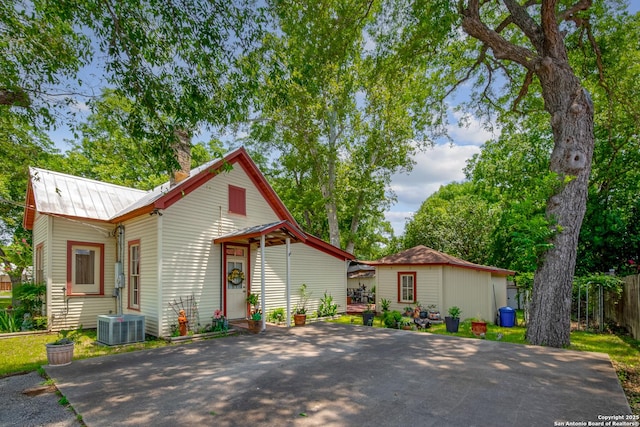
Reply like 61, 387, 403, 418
28, 167, 148, 221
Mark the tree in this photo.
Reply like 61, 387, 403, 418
380, 0, 617, 347
65, 90, 226, 190
244, 0, 430, 255
404, 182, 498, 265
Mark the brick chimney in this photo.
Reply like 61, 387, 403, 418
170, 128, 191, 187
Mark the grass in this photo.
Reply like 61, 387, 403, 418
0, 329, 171, 377
0, 293, 11, 310
331, 312, 640, 414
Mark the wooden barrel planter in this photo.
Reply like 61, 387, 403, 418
45, 343, 74, 366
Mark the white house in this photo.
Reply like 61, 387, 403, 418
23, 147, 353, 337
369, 245, 514, 323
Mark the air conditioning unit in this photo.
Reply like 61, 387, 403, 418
97, 314, 145, 346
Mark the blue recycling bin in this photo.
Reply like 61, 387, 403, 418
499, 306, 516, 327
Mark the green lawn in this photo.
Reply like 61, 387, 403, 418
0, 330, 171, 376
0, 292, 11, 310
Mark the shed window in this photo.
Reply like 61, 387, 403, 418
67, 241, 104, 295
128, 240, 140, 310
229, 185, 246, 215
398, 272, 416, 303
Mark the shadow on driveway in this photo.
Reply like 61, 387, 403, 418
45, 322, 630, 426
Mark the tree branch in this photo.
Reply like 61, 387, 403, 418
502, 0, 544, 52
540, 0, 565, 58
0, 89, 30, 108
558, 0, 592, 23
513, 69, 534, 111
460, 0, 536, 69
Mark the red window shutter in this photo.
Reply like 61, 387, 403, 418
229, 185, 246, 215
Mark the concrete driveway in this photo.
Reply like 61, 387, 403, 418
45, 322, 630, 427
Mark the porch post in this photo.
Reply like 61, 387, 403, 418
286, 237, 291, 328
261, 234, 266, 332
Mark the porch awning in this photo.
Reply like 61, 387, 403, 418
213, 220, 306, 246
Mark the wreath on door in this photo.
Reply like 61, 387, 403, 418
227, 268, 245, 285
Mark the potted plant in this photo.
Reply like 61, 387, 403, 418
471, 317, 488, 336
247, 310, 262, 333
45, 327, 82, 366
246, 292, 259, 315
398, 317, 414, 330
362, 304, 375, 326
426, 304, 440, 320
211, 309, 228, 332
246, 293, 261, 332
380, 298, 391, 313
445, 306, 461, 333
293, 284, 311, 326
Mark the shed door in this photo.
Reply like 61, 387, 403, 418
225, 246, 248, 319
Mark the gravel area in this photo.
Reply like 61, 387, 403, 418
0, 371, 81, 427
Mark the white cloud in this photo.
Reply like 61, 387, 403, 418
447, 110, 496, 146
384, 110, 499, 236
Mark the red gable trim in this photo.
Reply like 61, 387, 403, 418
305, 235, 354, 261
23, 180, 35, 230
150, 147, 297, 226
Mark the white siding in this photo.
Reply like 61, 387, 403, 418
37, 160, 349, 337
156, 163, 284, 336
442, 267, 493, 323
46, 216, 117, 331
376, 264, 507, 322
122, 214, 159, 335
251, 243, 347, 318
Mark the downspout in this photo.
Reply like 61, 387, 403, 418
116, 225, 125, 315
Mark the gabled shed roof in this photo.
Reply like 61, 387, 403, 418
368, 245, 514, 276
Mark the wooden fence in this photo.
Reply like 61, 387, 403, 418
605, 274, 640, 340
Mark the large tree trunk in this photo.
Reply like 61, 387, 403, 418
526, 66, 594, 347
460, 0, 595, 347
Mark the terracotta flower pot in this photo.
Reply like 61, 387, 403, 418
472, 321, 487, 336
293, 314, 306, 327
247, 319, 261, 333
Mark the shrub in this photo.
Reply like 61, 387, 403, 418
267, 307, 286, 323
383, 310, 402, 329
317, 291, 338, 317
0, 310, 19, 333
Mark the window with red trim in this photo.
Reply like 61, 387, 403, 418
129, 240, 141, 310
229, 185, 246, 215
67, 241, 104, 295
397, 272, 416, 303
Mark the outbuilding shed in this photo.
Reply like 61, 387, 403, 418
368, 245, 514, 323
